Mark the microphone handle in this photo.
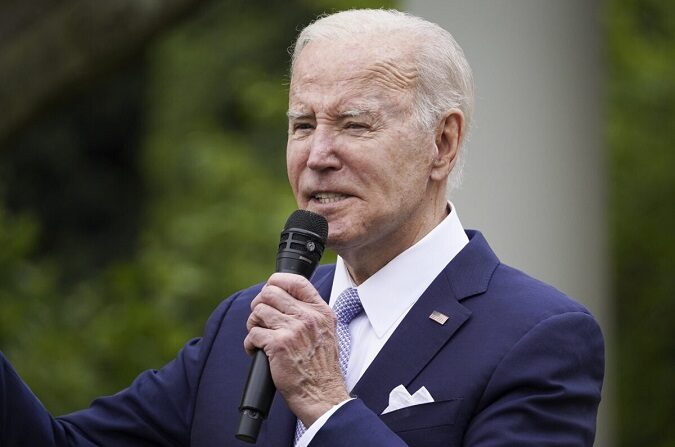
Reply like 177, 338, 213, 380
235, 350, 275, 443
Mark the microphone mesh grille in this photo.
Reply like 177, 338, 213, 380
284, 210, 328, 242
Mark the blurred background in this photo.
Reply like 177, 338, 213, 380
0, 1, 672, 446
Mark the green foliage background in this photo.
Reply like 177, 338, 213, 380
607, 1, 675, 446
0, 0, 392, 415
0, 1, 673, 446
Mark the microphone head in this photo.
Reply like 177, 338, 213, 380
284, 210, 328, 243
277, 210, 328, 278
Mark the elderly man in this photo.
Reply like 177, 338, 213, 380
0, 9, 603, 447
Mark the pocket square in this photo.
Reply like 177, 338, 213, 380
382, 384, 435, 414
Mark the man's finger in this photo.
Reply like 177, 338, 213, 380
244, 326, 274, 356
251, 284, 301, 315
266, 272, 324, 305
248, 302, 292, 331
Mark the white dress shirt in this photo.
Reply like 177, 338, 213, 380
297, 203, 468, 446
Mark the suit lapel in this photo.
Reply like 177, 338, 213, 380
259, 265, 336, 446
350, 270, 471, 413
350, 231, 499, 414
313, 264, 335, 303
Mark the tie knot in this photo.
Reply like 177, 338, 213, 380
334, 288, 363, 325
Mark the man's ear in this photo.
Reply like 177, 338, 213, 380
430, 109, 464, 182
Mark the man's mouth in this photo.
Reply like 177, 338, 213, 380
313, 192, 348, 204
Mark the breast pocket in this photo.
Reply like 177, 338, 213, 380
379, 398, 463, 447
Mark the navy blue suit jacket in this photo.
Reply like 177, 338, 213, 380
0, 231, 604, 446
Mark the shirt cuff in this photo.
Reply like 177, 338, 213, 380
295, 398, 354, 447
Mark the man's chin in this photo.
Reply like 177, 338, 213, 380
325, 231, 346, 251
326, 227, 360, 254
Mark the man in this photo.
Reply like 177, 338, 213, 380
0, 9, 604, 447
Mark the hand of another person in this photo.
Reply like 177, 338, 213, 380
244, 272, 350, 427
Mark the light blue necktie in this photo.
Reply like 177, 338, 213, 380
294, 288, 363, 445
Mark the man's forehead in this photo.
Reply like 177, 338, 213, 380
289, 60, 416, 120
290, 36, 418, 91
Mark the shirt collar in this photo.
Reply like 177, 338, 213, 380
330, 202, 469, 338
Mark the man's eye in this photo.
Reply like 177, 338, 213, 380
345, 122, 368, 130
293, 123, 314, 131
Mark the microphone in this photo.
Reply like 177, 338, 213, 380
235, 210, 328, 443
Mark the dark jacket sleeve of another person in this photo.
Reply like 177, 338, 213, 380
0, 287, 247, 447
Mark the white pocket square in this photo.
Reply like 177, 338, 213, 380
382, 384, 435, 414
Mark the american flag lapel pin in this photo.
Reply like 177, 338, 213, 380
429, 310, 449, 325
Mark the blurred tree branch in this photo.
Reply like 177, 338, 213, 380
0, 0, 209, 144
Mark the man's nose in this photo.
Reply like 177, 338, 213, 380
306, 127, 342, 171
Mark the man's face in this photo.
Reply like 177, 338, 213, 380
286, 37, 439, 263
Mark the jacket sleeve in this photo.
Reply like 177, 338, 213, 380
463, 311, 605, 446
313, 397, 410, 446
0, 293, 239, 447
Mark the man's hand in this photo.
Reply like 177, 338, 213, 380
244, 273, 350, 427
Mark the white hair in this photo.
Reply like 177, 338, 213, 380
290, 9, 475, 191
